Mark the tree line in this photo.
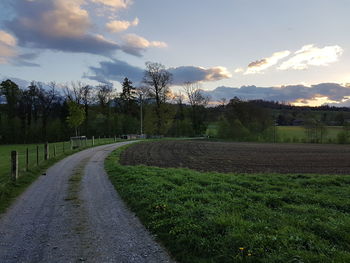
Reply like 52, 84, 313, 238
0, 62, 210, 144
1, 62, 350, 144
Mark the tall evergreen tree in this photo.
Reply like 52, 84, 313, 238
120, 78, 137, 114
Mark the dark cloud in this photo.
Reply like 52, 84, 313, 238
12, 52, 40, 67
201, 84, 350, 104
168, 66, 231, 85
84, 59, 144, 84
248, 59, 267, 68
85, 60, 232, 85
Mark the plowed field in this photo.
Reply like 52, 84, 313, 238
120, 140, 350, 174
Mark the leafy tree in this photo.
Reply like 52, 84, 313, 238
66, 101, 85, 136
0, 79, 20, 119
218, 116, 250, 140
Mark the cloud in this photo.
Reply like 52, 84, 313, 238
0, 30, 39, 66
5, 0, 121, 56
0, 31, 17, 47
3, 0, 167, 58
121, 34, 167, 56
106, 18, 139, 33
85, 59, 144, 84
0, 30, 17, 63
244, 50, 291, 74
169, 66, 232, 85
238, 44, 343, 74
13, 52, 40, 67
278, 44, 343, 70
201, 83, 350, 106
90, 0, 132, 10
85, 60, 232, 85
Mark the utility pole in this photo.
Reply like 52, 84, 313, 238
140, 92, 143, 135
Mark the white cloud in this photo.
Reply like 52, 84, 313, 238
122, 34, 167, 48
234, 68, 244, 73
0, 30, 39, 66
278, 44, 343, 70
0, 31, 18, 64
121, 34, 167, 56
40, 0, 90, 38
244, 50, 291, 74
90, 0, 132, 9
203, 66, 232, 81
0, 31, 17, 46
106, 18, 139, 33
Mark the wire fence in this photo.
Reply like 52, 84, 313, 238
0, 136, 120, 183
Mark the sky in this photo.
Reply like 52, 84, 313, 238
0, 0, 349, 106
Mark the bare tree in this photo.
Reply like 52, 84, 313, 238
219, 97, 227, 106
37, 82, 59, 140
63, 81, 83, 104
143, 62, 172, 134
183, 82, 209, 108
96, 84, 115, 135
97, 84, 114, 109
182, 82, 209, 134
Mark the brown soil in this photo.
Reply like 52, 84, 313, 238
120, 140, 350, 174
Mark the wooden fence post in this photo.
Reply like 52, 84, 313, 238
11, 151, 18, 181
63, 142, 65, 153
92, 136, 95, 146
44, 143, 49, 160
70, 139, 73, 150
36, 145, 39, 166
53, 145, 56, 157
26, 148, 29, 171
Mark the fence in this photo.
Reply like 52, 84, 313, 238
0, 136, 121, 183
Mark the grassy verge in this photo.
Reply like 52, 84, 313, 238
0, 138, 123, 213
105, 145, 350, 263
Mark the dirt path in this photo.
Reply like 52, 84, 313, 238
0, 142, 174, 263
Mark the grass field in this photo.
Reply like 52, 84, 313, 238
206, 125, 344, 143
0, 137, 121, 213
277, 126, 343, 143
106, 142, 350, 263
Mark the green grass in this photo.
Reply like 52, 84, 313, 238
277, 126, 343, 143
105, 146, 350, 263
0, 137, 122, 213
206, 125, 344, 143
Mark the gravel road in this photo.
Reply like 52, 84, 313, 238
0, 142, 174, 263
